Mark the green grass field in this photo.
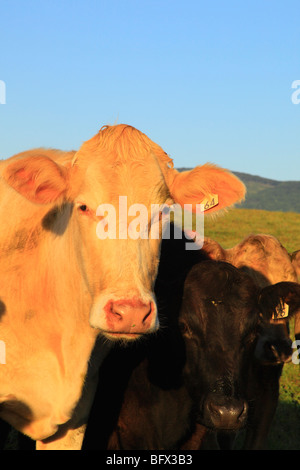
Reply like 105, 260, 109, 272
204, 208, 300, 253
205, 208, 300, 450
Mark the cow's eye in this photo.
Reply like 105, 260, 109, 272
78, 204, 89, 213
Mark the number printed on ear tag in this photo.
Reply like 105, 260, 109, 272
201, 194, 219, 211
272, 301, 289, 320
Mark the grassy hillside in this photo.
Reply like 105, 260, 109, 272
204, 208, 300, 254
232, 172, 300, 213
238, 181, 300, 213
232, 171, 279, 197
205, 208, 300, 450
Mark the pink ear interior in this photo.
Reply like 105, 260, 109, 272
3, 156, 68, 205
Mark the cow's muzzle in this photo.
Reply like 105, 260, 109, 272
90, 295, 159, 340
200, 393, 248, 431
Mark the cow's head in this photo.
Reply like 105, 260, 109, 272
202, 236, 299, 365
179, 261, 300, 432
2, 124, 245, 340
255, 281, 300, 364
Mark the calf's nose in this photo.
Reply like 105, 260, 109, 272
203, 395, 248, 430
105, 298, 157, 335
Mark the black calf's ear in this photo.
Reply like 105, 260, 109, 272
258, 282, 300, 321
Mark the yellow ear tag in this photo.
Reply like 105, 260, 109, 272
272, 301, 289, 320
211, 300, 222, 306
201, 194, 219, 212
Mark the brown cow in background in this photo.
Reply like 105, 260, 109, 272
202, 234, 299, 365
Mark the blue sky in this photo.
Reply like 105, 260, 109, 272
0, 0, 299, 180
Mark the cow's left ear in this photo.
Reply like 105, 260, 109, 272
3, 155, 69, 205
167, 164, 246, 214
258, 281, 300, 321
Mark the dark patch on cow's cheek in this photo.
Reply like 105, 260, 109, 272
42, 203, 73, 235
8, 229, 28, 251
3, 227, 42, 255
0, 300, 6, 320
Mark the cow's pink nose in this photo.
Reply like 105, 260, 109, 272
104, 299, 157, 335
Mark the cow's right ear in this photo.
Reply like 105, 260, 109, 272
258, 281, 300, 321
2, 156, 68, 205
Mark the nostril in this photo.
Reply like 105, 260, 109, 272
237, 401, 248, 422
106, 301, 123, 321
141, 302, 153, 324
111, 308, 123, 321
208, 400, 222, 419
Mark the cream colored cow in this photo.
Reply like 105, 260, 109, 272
0, 124, 245, 449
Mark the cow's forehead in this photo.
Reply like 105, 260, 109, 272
74, 156, 169, 208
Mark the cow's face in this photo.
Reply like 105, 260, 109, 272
69, 144, 170, 340
3, 124, 246, 340
180, 261, 258, 431
179, 261, 300, 432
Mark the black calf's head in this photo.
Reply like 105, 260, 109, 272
179, 261, 300, 432
255, 281, 300, 364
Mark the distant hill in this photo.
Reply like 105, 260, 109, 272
233, 172, 300, 213
177, 168, 300, 213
